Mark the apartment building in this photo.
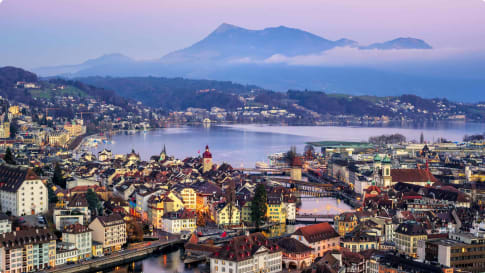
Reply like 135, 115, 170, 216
88, 214, 126, 253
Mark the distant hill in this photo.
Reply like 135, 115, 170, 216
361, 38, 432, 50
30, 23, 485, 102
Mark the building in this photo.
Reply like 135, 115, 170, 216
0, 121, 10, 138
277, 237, 313, 270
88, 214, 126, 253
162, 210, 196, 234
48, 130, 70, 148
62, 223, 92, 260
215, 202, 240, 226
422, 233, 485, 273
334, 212, 359, 236
202, 145, 213, 173
53, 208, 85, 230
292, 222, 340, 258
209, 232, 282, 273
0, 228, 57, 272
0, 213, 11, 234
63, 121, 86, 137
394, 221, 427, 258
55, 242, 78, 266
390, 168, 439, 187
0, 164, 48, 216
369, 253, 453, 273
267, 194, 286, 224
178, 187, 197, 210
341, 230, 379, 253
147, 192, 184, 230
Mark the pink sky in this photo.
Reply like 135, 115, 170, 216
1, 0, 484, 67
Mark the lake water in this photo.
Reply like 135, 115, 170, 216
92, 123, 485, 168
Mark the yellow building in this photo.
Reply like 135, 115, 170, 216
48, 130, 70, 148
395, 222, 427, 258
267, 196, 286, 224
64, 121, 86, 137
215, 203, 240, 226
334, 212, 358, 236
341, 231, 379, 252
179, 187, 197, 210
0, 121, 10, 138
241, 201, 252, 223
88, 214, 126, 254
147, 192, 184, 230
9, 105, 20, 116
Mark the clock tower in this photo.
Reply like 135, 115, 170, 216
202, 145, 213, 173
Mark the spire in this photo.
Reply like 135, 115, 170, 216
163, 144, 166, 154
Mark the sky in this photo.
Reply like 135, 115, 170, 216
1, 0, 485, 68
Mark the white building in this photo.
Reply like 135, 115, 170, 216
0, 213, 11, 234
0, 164, 48, 216
209, 233, 282, 273
62, 223, 92, 260
162, 210, 197, 234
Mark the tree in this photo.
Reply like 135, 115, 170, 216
52, 163, 66, 189
284, 146, 297, 165
251, 183, 267, 228
4, 147, 16, 165
48, 185, 58, 204
86, 189, 101, 215
9, 119, 18, 139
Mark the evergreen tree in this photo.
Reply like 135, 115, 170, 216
86, 189, 101, 215
52, 163, 66, 189
4, 147, 15, 165
251, 183, 267, 228
48, 185, 58, 204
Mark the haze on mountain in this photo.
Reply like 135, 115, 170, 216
33, 23, 485, 102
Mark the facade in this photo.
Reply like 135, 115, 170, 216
0, 228, 57, 272
369, 253, 453, 273
162, 210, 196, 234
209, 233, 282, 273
202, 145, 213, 173
0, 164, 48, 216
147, 192, 184, 230
291, 222, 340, 258
395, 221, 427, 258
62, 223, 92, 260
277, 237, 313, 270
423, 233, 485, 273
334, 212, 359, 236
88, 214, 126, 253
0, 214, 11, 234
215, 203, 240, 226
267, 194, 286, 224
55, 242, 78, 266
179, 187, 197, 210
341, 230, 379, 253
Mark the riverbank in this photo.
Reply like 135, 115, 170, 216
43, 239, 183, 273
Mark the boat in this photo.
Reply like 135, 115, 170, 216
255, 161, 269, 169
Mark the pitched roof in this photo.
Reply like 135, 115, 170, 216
93, 214, 125, 227
277, 237, 313, 253
0, 228, 56, 250
0, 164, 39, 192
391, 169, 438, 183
63, 223, 91, 234
293, 222, 339, 243
395, 221, 427, 236
210, 232, 280, 262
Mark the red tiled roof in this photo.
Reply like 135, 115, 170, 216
293, 222, 339, 243
391, 169, 438, 183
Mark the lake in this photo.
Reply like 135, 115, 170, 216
91, 123, 485, 168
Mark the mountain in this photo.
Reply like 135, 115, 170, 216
35, 53, 134, 77
31, 23, 485, 102
361, 38, 432, 50
161, 23, 350, 63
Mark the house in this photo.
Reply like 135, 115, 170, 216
334, 212, 359, 236
390, 168, 439, 187
162, 209, 197, 234
215, 202, 240, 226
62, 223, 92, 260
292, 222, 340, 258
88, 214, 126, 253
277, 237, 313, 270
209, 232, 282, 273
0, 228, 57, 272
147, 192, 184, 230
0, 213, 11, 234
0, 164, 48, 216
394, 221, 427, 258
55, 242, 78, 266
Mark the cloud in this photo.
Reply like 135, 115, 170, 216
233, 47, 481, 68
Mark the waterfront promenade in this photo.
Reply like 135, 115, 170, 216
42, 238, 183, 273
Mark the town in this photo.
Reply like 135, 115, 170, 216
0, 87, 484, 273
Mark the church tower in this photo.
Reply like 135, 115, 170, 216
382, 155, 392, 187
160, 145, 167, 162
202, 145, 213, 173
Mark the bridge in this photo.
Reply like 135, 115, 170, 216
296, 213, 337, 219
43, 238, 183, 273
